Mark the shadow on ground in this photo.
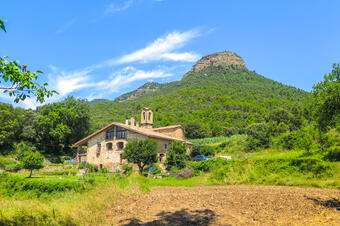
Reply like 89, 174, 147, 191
307, 197, 340, 211
120, 209, 216, 226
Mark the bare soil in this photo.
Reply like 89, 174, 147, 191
106, 185, 340, 225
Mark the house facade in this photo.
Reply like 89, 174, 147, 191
73, 108, 192, 171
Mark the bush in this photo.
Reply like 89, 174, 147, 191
190, 145, 215, 158
278, 128, 315, 151
144, 163, 162, 175
78, 162, 98, 172
122, 164, 133, 176
324, 146, 340, 162
0, 156, 17, 169
101, 167, 108, 173
0, 175, 86, 197
290, 157, 331, 175
188, 158, 229, 173
166, 141, 188, 169
4, 162, 22, 172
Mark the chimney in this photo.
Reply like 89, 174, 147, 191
130, 115, 135, 126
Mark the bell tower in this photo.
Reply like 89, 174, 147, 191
141, 107, 153, 128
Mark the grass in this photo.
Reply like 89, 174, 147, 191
0, 132, 339, 225
0, 158, 339, 225
190, 135, 245, 146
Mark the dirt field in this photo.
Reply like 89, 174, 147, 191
106, 185, 340, 225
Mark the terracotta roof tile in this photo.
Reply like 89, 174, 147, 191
73, 122, 192, 146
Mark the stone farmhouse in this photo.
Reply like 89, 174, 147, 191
73, 108, 193, 171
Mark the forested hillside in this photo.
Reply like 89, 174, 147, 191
90, 52, 310, 138
1, 52, 338, 158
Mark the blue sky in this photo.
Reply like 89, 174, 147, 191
1, 0, 339, 109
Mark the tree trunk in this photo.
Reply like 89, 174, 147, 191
29, 169, 33, 178
138, 163, 145, 175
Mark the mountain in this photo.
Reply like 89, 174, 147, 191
89, 51, 310, 137
88, 99, 110, 105
115, 82, 164, 102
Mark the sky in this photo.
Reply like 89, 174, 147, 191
1, 0, 340, 109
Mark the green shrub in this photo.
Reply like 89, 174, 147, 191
78, 162, 98, 172
101, 167, 108, 173
190, 145, 215, 158
279, 128, 315, 151
290, 157, 331, 175
122, 164, 133, 176
4, 162, 22, 172
0, 174, 86, 197
144, 163, 162, 175
188, 158, 229, 173
324, 146, 340, 162
0, 156, 17, 169
166, 141, 188, 169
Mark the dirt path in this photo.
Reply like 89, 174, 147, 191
106, 185, 340, 225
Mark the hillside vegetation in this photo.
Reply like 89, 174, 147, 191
90, 54, 309, 137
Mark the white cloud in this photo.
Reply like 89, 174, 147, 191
100, 66, 172, 93
112, 30, 201, 64
0, 28, 202, 109
105, 0, 133, 14
52, 70, 94, 96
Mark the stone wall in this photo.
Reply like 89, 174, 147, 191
85, 127, 172, 171
86, 127, 128, 171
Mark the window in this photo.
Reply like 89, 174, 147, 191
117, 142, 124, 150
116, 127, 127, 139
97, 143, 101, 154
106, 143, 113, 150
164, 144, 168, 149
106, 128, 114, 140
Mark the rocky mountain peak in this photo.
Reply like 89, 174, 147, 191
191, 51, 246, 72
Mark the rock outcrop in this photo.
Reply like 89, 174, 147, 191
191, 51, 246, 72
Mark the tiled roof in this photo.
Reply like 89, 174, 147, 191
73, 122, 192, 146
152, 125, 183, 131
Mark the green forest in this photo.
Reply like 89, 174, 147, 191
0, 61, 339, 159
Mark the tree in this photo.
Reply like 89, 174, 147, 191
21, 151, 44, 178
190, 145, 215, 158
165, 141, 188, 169
0, 18, 57, 103
245, 123, 270, 150
185, 122, 209, 139
313, 63, 340, 132
37, 97, 90, 154
0, 102, 22, 154
122, 139, 158, 174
